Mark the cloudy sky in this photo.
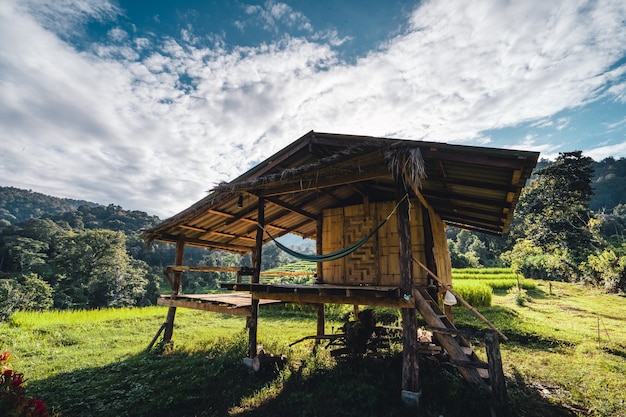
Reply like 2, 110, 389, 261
1, 0, 625, 218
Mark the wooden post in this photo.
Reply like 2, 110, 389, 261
315, 215, 323, 284
163, 237, 185, 343
316, 304, 325, 338
397, 187, 420, 407
248, 197, 264, 359
485, 330, 508, 416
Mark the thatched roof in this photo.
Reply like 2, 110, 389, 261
143, 131, 539, 253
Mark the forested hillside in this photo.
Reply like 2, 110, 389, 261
0, 187, 296, 319
0, 155, 625, 319
0, 186, 98, 225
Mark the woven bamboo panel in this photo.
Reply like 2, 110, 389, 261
428, 207, 452, 287
322, 208, 344, 281
322, 199, 428, 286
343, 204, 378, 284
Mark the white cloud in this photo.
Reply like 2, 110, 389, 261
243, 1, 312, 33
584, 141, 626, 161
1, 0, 626, 218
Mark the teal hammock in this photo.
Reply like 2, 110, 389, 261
261, 195, 408, 263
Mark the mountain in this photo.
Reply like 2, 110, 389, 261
589, 157, 626, 212
0, 186, 99, 225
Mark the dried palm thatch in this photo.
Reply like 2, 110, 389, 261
209, 141, 426, 197
385, 147, 427, 192
210, 142, 387, 194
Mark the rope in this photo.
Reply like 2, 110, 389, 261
260, 195, 409, 263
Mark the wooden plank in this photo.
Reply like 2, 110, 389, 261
165, 265, 244, 273
223, 282, 405, 293
412, 287, 489, 390
159, 293, 280, 306
157, 297, 252, 316
249, 291, 415, 308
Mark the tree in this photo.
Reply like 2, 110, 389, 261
52, 229, 147, 308
511, 151, 595, 266
581, 244, 626, 293
0, 273, 53, 321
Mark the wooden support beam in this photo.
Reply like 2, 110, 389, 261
316, 304, 325, 339
165, 265, 247, 273
316, 215, 323, 283
163, 237, 185, 343
246, 291, 414, 308
265, 195, 317, 221
157, 297, 252, 316
248, 197, 264, 359
397, 185, 420, 404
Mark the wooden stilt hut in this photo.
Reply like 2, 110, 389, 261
143, 131, 538, 412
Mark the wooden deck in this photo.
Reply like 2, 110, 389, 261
157, 293, 282, 316
219, 283, 417, 308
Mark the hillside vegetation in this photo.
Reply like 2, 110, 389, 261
1, 276, 625, 417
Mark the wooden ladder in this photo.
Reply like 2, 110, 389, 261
414, 288, 508, 415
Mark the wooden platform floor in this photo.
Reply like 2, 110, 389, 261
219, 283, 417, 308
157, 293, 281, 316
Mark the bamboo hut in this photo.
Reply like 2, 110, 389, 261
143, 131, 539, 411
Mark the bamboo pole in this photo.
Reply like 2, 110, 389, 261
412, 257, 509, 342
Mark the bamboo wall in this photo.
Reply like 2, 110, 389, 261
321, 199, 432, 286
427, 207, 452, 287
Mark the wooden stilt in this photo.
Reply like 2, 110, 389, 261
314, 215, 325, 342
485, 331, 509, 416
397, 187, 420, 406
316, 304, 325, 340
249, 197, 264, 359
163, 238, 185, 343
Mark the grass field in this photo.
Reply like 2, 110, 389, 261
1, 273, 626, 417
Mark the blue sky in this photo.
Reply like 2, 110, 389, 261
1, 0, 625, 218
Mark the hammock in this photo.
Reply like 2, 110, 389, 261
261, 195, 408, 263
268, 224, 380, 262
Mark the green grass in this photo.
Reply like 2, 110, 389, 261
2, 275, 626, 416
452, 267, 515, 275
451, 281, 492, 307
451, 268, 537, 302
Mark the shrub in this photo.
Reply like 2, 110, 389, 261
0, 351, 50, 417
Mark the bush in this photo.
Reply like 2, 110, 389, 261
0, 351, 50, 417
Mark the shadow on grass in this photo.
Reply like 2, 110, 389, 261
25, 337, 579, 417
508, 369, 584, 417
26, 334, 278, 417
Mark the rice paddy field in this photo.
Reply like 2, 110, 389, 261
1, 268, 626, 417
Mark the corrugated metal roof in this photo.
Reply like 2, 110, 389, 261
143, 131, 539, 252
